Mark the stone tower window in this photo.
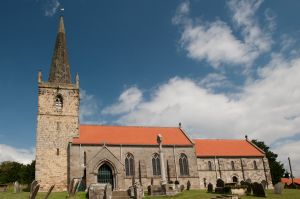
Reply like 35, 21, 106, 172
152, 153, 161, 176
208, 161, 212, 171
253, 160, 258, 170
125, 153, 135, 176
179, 153, 189, 176
55, 94, 63, 111
231, 161, 235, 170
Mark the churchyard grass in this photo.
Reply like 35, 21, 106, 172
0, 191, 86, 199
143, 189, 300, 199
0, 189, 299, 199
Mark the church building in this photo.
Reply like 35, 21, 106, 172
35, 17, 272, 192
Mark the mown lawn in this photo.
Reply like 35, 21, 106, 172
0, 189, 299, 199
0, 191, 86, 199
143, 189, 300, 199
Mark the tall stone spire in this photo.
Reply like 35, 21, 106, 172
48, 16, 72, 84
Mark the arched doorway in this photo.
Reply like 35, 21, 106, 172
97, 163, 114, 189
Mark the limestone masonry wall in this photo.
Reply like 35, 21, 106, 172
36, 82, 79, 191
197, 157, 273, 189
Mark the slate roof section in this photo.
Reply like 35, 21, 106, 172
72, 125, 194, 146
193, 139, 265, 157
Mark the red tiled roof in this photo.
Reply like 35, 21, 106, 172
72, 125, 193, 146
281, 178, 300, 185
193, 139, 264, 157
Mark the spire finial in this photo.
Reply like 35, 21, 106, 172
58, 15, 65, 33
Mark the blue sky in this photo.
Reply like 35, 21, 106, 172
1, 0, 300, 177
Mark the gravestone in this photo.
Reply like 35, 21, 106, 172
216, 179, 225, 187
128, 186, 134, 197
252, 182, 265, 197
261, 180, 267, 190
69, 178, 80, 197
147, 185, 151, 195
134, 182, 142, 199
29, 184, 40, 199
104, 184, 112, 199
88, 183, 111, 199
44, 185, 55, 199
215, 179, 225, 193
14, 181, 20, 193
244, 182, 252, 195
30, 180, 38, 193
180, 185, 185, 192
274, 182, 284, 194
207, 183, 213, 193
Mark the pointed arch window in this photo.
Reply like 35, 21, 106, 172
208, 161, 212, 171
55, 94, 63, 110
152, 153, 161, 176
231, 161, 235, 171
125, 153, 135, 176
179, 153, 189, 176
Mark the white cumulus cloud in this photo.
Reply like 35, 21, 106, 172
103, 55, 300, 176
102, 87, 143, 115
37, 0, 61, 17
173, 0, 273, 68
0, 144, 35, 164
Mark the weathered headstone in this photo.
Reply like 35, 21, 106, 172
252, 182, 265, 197
128, 186, 134, 197
104, 184, 112, 199
179, 184, 185, 192
207, 183, 213, 193
29, 184, 40, 199
14, 181, 20, 193
30, 180, 38, 194
245, 182, 252, 195
88, 183, 110, 199
274, 182, 284, 194
261, 180, 267, 190
69, 178, 80, 197
134, 182, 142, 199
216, 179, 225, 187
147, 185, 151, 196
44, 185, 55, 199
215, 179, 225, 193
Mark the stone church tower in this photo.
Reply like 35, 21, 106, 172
35, 16, 80, 191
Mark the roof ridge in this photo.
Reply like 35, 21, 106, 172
193, 138, 246, 141
80, 124, 179, 128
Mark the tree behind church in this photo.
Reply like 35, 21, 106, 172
0, 160, 35, 184
252, 140, 285, 184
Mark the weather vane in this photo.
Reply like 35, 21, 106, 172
60, 6, 65, 15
